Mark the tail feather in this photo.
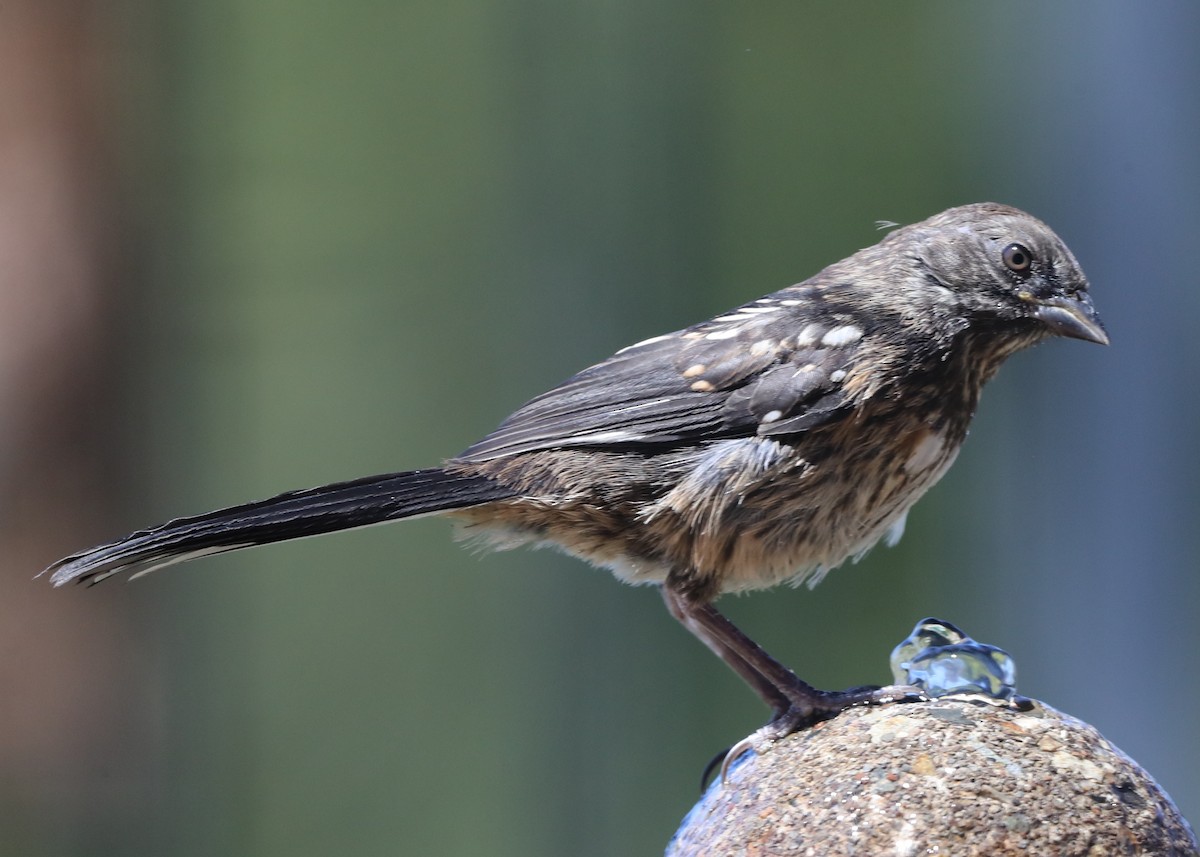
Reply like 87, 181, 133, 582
43, 468, 513, 586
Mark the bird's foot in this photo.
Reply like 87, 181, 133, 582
717, 683, 926, 783
767, 682, 927, 738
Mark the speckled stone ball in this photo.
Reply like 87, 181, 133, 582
668, 699, 1197, 856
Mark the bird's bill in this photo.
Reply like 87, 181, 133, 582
1034, 294, 1109, 345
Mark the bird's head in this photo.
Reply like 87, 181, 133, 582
908, 203, 1108, 347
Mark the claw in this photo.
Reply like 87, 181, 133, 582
719, 735, 758, 783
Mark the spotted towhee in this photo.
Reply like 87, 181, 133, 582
44, 203, 1107, 737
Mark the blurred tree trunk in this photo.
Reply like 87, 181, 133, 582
0, 2, 153, 853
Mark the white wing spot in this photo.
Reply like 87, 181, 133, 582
761, 409, 783, 423
829, 369, 847, 383
795, 323, 823, 347
616, 333, 673, 354
565, 429, 638, 445
690, 380, 715, 392
714, 305, 780, 323
780, 299, 802, 306
749, 339, 776, 357
705, 328, 740, 341
821, 324, 864, 347
682, 363, 706, 378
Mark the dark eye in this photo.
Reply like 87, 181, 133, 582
1001, 243, 1033, 274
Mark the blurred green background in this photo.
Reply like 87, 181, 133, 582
2, 2, 1198, 855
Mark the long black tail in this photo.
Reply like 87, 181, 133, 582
44, 468, 514, 586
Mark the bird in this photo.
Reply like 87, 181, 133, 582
43, 202, 1107, 737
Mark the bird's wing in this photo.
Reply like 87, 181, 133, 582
457, 294, 867, 462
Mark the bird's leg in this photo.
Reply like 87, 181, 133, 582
662, 585, 923, 739
661, 585, 791, 714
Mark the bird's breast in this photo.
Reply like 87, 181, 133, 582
697, 417, 966, 594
